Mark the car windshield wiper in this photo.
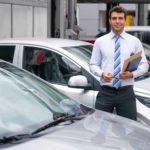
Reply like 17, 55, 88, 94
0, 133, 31, 145
0, 114, 73, 144
32, 113, 85, 135
0, 113, 86, 145
0, 114, 74, 145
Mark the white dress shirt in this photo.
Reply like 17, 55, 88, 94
90, 30, 149, 87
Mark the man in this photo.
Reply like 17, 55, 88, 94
90, 6, 148, 120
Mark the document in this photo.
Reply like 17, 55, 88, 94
122, 51, 142, 72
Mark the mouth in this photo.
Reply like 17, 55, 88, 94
114, 26, 122, 30
115, 25, 121, 28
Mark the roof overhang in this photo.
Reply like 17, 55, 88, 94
77, 0, 150, 3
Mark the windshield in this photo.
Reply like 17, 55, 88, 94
0, 62, 87, 137
62, 45, 93, 64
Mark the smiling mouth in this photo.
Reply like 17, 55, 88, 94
115, 26, 121, 28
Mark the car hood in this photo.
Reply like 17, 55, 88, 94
134, 77, 150, 92
3, 111, 150, 150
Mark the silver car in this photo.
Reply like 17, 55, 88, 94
0, 60, 150, 150
0, 38, 150, 121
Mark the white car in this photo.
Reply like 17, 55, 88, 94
124, 26, 150, 32
124, 26, 150, 45
0, 38, 150, 121
96, 26, 150, 45
1, 60, 150, 150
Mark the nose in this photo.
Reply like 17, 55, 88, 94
116, 18, 120, 22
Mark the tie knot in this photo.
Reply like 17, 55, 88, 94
114, 35, 120, 39
114, 35, 120, 43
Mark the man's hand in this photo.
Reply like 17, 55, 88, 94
119, 71, 133, 80
102, 72, 113, 82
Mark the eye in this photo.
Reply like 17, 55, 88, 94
119, 17, 124, 20
111, 17, 117, 20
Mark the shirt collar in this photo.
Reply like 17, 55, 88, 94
110, 30, 126, 39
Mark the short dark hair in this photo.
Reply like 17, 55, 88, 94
109, 6, 127, 19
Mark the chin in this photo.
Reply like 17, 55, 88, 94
113, 28, 123, 33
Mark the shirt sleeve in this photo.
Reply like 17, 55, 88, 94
132, 39, 149, 78
89, 39, 103, 77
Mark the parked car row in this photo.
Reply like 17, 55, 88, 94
0, 60, 150, 150
0, 37, 150, 149
0, 38, 150, 121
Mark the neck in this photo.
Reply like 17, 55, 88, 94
112, 30, 123, 35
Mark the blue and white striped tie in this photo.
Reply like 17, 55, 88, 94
113, 35, 121, 89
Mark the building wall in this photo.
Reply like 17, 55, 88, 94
77, 4, 99, 37
77, 3, 149, 37
0, 4, 11, 38
0, 0, 47, 38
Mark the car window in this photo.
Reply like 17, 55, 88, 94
126, 31, 143, 37
62, 45, 92, 64
23, 46, 81, 85
126, 31, 150, 45
0, 45, 15, 63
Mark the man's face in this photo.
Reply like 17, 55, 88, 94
109, 12, 126, 34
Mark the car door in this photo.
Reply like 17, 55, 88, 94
21, 45, 97, 108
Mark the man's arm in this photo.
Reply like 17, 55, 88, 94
89, 40, 113, 82
120, 40, 149, 80
89, 40, 103, 77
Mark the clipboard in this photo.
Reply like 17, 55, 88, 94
122, 51, 142, 72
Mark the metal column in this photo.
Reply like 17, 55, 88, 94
59, 0, 65, 38
66, 0, 78, 39
136, 4, 148, 26
47, 0, 51, 37
47, 0, 66, 38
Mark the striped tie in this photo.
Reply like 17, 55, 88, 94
113, 35, 121, 89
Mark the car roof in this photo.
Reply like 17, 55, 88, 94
124, 26, 150, 32
0, 37, 92, 71
0, 38, 92, 48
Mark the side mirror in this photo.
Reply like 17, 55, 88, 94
68, 75, 92, 90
